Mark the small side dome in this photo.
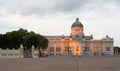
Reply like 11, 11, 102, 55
72, 18, 83, 27
102, 35, 113, 40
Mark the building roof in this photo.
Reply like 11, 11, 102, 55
72, 35, 83, 41
71, 18, 83, 27
45, 35, 70, 38
102, 35, 113, 40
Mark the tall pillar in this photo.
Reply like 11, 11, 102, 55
54, 44, 56, 56
31, 45, 35, 58
19, 44, 24, 58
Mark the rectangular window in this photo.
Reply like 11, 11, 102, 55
65, 39, 69, 40
56, 47, 61, 51
49, 39, 54, 40
85, 47, 90, 51
106, 47, 110, 51
65, 47, 69, 51
50, 47, 54, 51
76, 47, 79, 51
56, 39, 61, 40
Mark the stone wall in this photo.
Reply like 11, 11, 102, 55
0, 45, 39, 58
0, 48, 22, 58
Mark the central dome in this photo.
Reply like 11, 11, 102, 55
72, 18, 83, 27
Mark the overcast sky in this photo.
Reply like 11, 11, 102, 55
0, 0, 120, 46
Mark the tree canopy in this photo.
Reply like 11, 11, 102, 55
0, 28, 48, 49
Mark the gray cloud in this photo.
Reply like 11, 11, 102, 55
1, 0, 120, 16
0, 0, 91, 16
0, 0, 120, 46
0, 21, 28, 33
53, 0, 89, 12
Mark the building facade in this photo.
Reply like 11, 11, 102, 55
45, 18, 114, 56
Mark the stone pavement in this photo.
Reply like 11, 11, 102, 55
0, 56, 120, 71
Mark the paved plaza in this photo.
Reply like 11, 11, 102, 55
0, 56, 120, 71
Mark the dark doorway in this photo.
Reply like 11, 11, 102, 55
23, 48, 32, 58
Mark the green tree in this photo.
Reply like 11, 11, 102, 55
23, 31, 48, 49
0, 34, 9, 49
0, 28, 48, 57
24, 32, 40, 49
4, 28, 29, 49
23, 31, 48, 57
0, 34, 4, 48
39, 35, 48, 49
6, 31, 22, 49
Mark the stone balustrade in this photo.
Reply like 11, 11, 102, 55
0, 45, 39, 58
